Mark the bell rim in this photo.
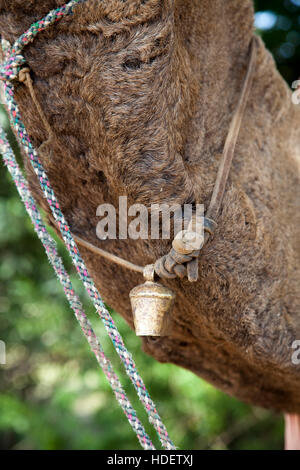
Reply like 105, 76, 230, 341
129, 282, 176, 300
130, 291, 175, 300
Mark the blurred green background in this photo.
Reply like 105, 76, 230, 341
0, 0, 299, 451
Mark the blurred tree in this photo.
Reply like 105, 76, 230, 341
255, 0, 300, 83
0, 0, 297, 450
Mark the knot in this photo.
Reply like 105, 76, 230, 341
0, 53, 26, 82
154, 248, 200, 281
18, 67, 30, 83
154, 217, 217, 282
172, 229, 204, 255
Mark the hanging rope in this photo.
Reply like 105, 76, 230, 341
0, 128, 155, 451
0, 0, 175, 450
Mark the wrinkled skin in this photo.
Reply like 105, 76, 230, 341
0, 0, 300, 414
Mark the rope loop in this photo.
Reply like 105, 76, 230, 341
0, 53, 26, 81
154, 217, 217, 281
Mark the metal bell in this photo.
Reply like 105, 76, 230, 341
130, 265, 175, 337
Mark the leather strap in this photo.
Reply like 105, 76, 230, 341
207, 36, 257, 221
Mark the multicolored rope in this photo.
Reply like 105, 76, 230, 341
0, 127, 155, 451
0, 0, 85, 81
0, 0, 175, 450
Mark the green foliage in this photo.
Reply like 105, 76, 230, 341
0, 0, 294, 450
255, 0, 300, 83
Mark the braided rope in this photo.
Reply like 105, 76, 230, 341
0, 0, 175, 450
154, 218, 217, 280
0, 0, 86, 81
155, 249, 200, 280
0, 128, 155, 450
